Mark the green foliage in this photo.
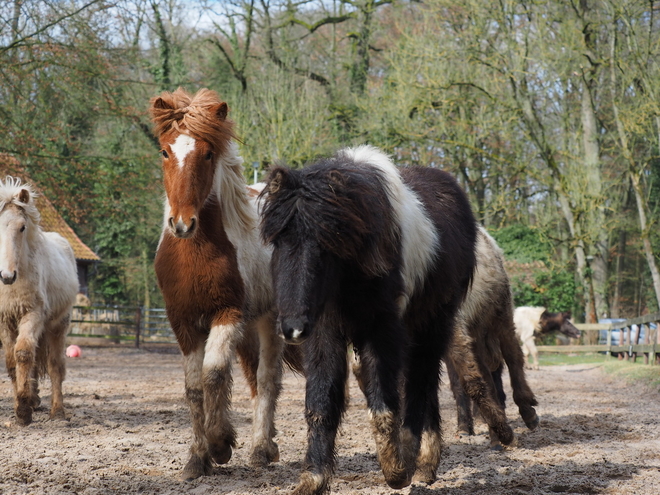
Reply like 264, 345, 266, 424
512, 270, 577, 313
490, 224, 552, 263
3, 0, 660, 318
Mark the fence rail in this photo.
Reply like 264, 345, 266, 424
538, 312, 660, 365
68, 306, 177, 347
71, 306, 660, 364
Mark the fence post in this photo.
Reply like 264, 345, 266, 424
606, 327, 612, 357
135, 307, 142, 349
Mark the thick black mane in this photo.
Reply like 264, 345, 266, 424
261, 156, 399, 278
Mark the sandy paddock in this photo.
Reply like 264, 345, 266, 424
1, 346, 659, 495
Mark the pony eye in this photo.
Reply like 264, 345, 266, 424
160, 150, 169, 159
205, 151, 213, 161
20, 225, 26, 232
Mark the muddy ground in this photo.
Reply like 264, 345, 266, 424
1, 346, 659, 495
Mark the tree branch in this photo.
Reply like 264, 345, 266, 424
0, 0, 107, 54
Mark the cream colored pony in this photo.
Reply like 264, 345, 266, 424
0, 177, 78, 425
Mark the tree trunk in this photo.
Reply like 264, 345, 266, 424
609, 22, 660, 311
579, 2, 609, 320
610, 229, 626, 319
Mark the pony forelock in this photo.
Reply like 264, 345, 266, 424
0, 176, 40, 226
149, 87, 237, 154
262, 158, 400, 278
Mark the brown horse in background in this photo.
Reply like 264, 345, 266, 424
149, 88, 299, 481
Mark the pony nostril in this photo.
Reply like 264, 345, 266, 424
189, 217, 197, 232
280, 317, 309, 343
168, 217, 175, 230
1, 270, 17, 285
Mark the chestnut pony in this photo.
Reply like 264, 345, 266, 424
149, 88, 298, 481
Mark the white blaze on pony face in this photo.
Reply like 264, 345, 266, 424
0, 205, 27, 285
159, 131, 217, 238
338, 145, 439, 312
171, 133, 197, 169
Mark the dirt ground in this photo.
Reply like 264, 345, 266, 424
1, 346, 659, 495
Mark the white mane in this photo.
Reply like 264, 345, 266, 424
0, 176, 40, 228
211, 140, 257, 234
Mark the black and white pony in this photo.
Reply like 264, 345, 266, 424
260, 146, 477, 494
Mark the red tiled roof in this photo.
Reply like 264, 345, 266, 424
0, 154, 100, 262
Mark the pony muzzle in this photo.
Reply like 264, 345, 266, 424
0, 270, 17, 285
278, 317, 310, 344
168, 216, 197, 238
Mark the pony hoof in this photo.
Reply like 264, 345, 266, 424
497, 424, 515, 445
383, 467, 412, 490
49, 408, 66, 421
31, 395, 42, 409
250, 442, 279, 467
179, 454, 211, 481
456, 429, 472, 438
412, 467, 436, 485
490, 443, 504, 452
524, 413, 540, 430
292, 471, 328, 495
209, 443, 232, 465
15, 404, 33, 426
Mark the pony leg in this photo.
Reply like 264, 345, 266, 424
13, 312, 43, 426
529, 338, 540, 370
403, 339, 443, 486
3, 334, 17, 388
249, 314, 284, 467
445, 358, 474, 436
180, 342, 211, 481
354, 329, 409, 490
293, 331, 347, 495
446, 332, 514, 448
45, 316, 68, 420
492, 365, 506, 406
202, 319, 244, 468
521, 338, 536, 370
500, 329, 539, 430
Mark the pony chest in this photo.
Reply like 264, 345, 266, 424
155, 236, 245, 308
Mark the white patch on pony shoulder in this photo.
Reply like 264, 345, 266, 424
171, 134, 196, 169
339, 145, 439, 313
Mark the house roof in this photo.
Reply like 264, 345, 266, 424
0, 154, 100, 263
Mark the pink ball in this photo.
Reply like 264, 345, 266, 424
66, 345, 81, 358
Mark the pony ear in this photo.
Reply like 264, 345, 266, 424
563, 311, 572, 319
17, 188, 30, 204
266, 167, 293, 196
150, 96, 173, 110
213, 102, 228, 121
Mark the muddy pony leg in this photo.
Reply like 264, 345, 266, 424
249, 314, 284, 467
354, 319, 410, 490
45, 316, 68, 419
14, 312, 43, 426
293, 331, 347, 495
500, 328, 539, 430
202, 318, 245, 468
180, 342, 211, 481
446, 332, 514, 448
404, 331, 443, 486
445, 358, 474, 437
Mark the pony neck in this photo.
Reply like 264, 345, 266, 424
210, 140, 256, 234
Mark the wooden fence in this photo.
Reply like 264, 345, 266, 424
68, 306, 177, 347
70, 306, 660, 364
537, 312, 660, 365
